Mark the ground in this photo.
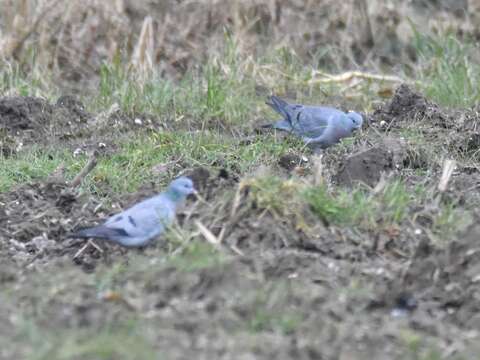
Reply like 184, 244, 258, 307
1, 1, 480, 360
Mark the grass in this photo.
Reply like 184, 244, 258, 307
0, 132, 297, 194
248, 309, 302, 334
0, 148, 76, 192
0, 60, 58, 99
166, 241, 227, 272
411, 28, 480, 107
94, 35, 257, 126
13, 318, 156, 360
305, 180, 414, 227
243, 176, 464, 239
245, 282, 303, 335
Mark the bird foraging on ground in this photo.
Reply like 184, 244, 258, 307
263, 95, 363, 149
68, 177, 196, 248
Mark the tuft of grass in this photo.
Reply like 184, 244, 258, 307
94, 262, 127, 294
0, 132, 296, 194
94, 34, 256, 126
167, 241, 227, 272
432, 200, 472, 240
245, 176, 415, 229
380, 180, 411, 224
305, 180, 424, 228
400, 329, 444, 360
87, 132, 295, 195
411, 27, 480, 107
248, 309, 302, 335
15, 318, 156, 360
245, 283, 303, 335
246, 176, 303, 216
0, 148, 79, 192
0, 60, 58, 98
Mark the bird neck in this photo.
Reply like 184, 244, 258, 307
165, 189, 184, 203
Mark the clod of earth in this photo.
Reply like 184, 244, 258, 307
334, 147, 394, 187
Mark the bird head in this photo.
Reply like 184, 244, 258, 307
168, 177, 197, 200
346, 111, 363, 130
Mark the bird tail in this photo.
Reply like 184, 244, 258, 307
67, 225, 128, 240
266, 95, 291, 122
260, 120, 293, 131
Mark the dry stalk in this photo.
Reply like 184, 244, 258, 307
372, 172, 388, 195
73, 239, 103, 260
131, 16, 155, 74
70, 151, 98, 189
5, 0, 62, 59
230, 183, 244, 217
437, 159, 456, 192
312, 154, 324, 186
309, 70, 404, 85
195, 220, 221, 245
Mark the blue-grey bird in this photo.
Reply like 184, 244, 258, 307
263, 96, 363, 148
68, 177, 196, 247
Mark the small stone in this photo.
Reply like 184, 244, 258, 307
108, 103, 120, 115
134, 118, 143, 125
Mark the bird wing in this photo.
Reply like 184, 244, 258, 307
104, 195, 176, 238
304, 113, 352, 148
289, 106, 343, 139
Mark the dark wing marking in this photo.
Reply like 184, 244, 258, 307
128, 216, 137, 227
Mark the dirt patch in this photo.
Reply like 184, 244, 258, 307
334, 146, 394, 187
372, 85, 480, 152
278, 152, 308, 172
372, 84, 453, 129
0, 96, 89, 147
0, 95, 90, 136
183, 166, 237, 202
0, 96, 171, 152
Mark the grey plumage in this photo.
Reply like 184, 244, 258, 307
68, 177, 196, 247
264, 95, 363, 149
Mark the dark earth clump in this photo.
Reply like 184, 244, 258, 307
278, 152, 307, 172
0, 95, 172, 154
0, 96, 89, 142
335, 147, 394, 187
372, 84, 454, 129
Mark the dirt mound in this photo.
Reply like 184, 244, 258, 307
0, 95, 174, 155
370, 84, 480, 162
0, 96, 90, 147
0, 96, 53, 131
372, 84, 452, 128
399, 221, 480, 329
335, 147, 394, 187
0, 178, 101, 254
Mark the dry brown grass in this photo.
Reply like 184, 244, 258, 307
1, 0, 478, 88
